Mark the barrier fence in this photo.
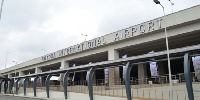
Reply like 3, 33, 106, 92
1, 49, 200, 100
13, 77, 199, 100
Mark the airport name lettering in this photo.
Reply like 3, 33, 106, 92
42, 36, 106, 61
42, 52, 56, 61
41, 18, 162, 62
114, 18, 162, 41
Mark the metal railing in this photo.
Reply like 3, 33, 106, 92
13, 77, 200, 100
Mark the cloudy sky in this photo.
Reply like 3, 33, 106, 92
0, 0, 200, 70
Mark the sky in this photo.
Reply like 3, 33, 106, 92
0, 0, 200, 70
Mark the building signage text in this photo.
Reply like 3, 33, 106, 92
42, 18, 163, 62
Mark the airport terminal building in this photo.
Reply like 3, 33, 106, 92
0, 4, 200, 100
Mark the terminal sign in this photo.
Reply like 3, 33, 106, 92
42, 18, 163, 62
42, 36, 106, 61
114, 18, 162, 41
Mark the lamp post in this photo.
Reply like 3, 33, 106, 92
81, 34, 88, 42
0, 0, 4, 21
153, 0, 173, 100
169, 0, 174, 13
5, 52, 10, 69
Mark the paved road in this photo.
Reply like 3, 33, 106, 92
0, 95, 44, 100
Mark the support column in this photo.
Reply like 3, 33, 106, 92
35, 67, 41, 73
8, 74, 12, 78
19, 71, 24, 76
0, 80, 2, 93
8, 74, 12, 94
19, 71, 24, 86
61, 61, 69, 69
1, 81, 4, 93
108, 49, 119, 86
184, 53, 194, 100
138, 64, 147, 84
8, 74, 11, 84
35, 67, 42, 86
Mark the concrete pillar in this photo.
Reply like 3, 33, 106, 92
7, 74, 11, 92
35, 67, 41, 73
1, 81, 4, 93
60, 61, 69, 89
35, 67, 42, 86
108, 49, 119, 86
19, 71, 24, 76
138, 64, 147, 84
19, 71, 24, 86
61, 61, 69, 69
8, 74, 12, 78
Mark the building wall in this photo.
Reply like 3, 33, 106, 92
1, 5, 200, 79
